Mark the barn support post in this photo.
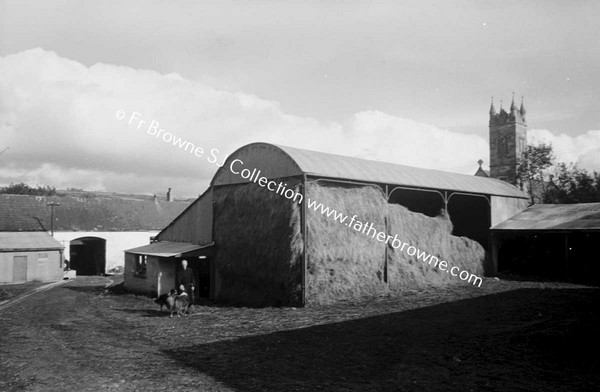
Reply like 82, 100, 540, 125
210, 199, 217, 301
564, 233, 569, 273
490, 232, 499, 276
383, 216, 388, 284
301, 174, 308, 306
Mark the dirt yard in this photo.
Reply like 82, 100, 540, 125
0, 276, 598, 391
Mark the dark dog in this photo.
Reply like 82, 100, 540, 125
154, 289, 177, 311
170, 292, 192, 318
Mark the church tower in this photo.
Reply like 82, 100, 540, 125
489, 94, 527, 186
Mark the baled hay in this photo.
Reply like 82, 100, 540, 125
386, 204, 485, 290
305, 182, 388, 305
213, 179, 303, 306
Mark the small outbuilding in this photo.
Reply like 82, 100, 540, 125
124, 240, 214, 298
0, 232, 64, 284
491, 202, 600, 284
127, 143, 529, 306
0, 193, 188, 274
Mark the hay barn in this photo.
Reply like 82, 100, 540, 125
0, 232, 64, 284
491, 202, 600, 285
126, 143, 528, 306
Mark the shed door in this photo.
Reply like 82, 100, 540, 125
13, 256, 28, 282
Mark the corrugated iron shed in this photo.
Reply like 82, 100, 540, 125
491, 203, 600, 231
214, 143, 527, 199
0, 232, 64, 251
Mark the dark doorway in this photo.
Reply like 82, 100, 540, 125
499, 233, 565, 279
499, 232, 600, 285
184, 257, 211, 299
175, 257, 211, 303
447, 193, 491, 248
196, 257, 211, 298
70, 237, 106, 275
388, 188, 445, 217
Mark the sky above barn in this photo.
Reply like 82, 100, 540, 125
0, 0, 599, 198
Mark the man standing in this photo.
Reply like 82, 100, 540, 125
176, 259, 195, 304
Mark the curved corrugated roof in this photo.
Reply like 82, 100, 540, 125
213, 143, 527, 199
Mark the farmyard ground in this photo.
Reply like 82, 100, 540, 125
0, 276, 598, 391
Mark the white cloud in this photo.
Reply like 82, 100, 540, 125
529, 129, 600, 172
1, 48, 597, 197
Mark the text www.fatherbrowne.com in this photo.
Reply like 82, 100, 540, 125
305, 200, 483, 287
117, 109, 483, 288
229, 159, 483, 288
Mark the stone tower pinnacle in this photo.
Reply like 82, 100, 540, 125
488, 94, 528, 186
489, 97, 496, 115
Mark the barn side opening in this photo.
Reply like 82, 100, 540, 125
498, 231, 600, 285
70, 237, 106, 275
446, 193, 491, 248
387, 188, 445, 217
179, 257, 211, 299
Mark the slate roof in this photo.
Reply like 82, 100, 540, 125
0, 194, 190, 232
0, 232, 64, 251
491, 202, 600, 232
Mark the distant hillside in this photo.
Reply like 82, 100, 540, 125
1, 183, 196, 203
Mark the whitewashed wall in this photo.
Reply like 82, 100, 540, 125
52, 231, 159, 272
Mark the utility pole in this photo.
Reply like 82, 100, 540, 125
47, 201, 60, 236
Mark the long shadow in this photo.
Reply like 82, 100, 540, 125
63, 284, 106, 294
497, 271, 600, 286
104, 283, 262, 309
116, 308, 172, 318
163, 288, 600, 392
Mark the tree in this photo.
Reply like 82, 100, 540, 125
0, 183, 57, 196
517, 143, 555, 204
518, 143, 600, 204
545, 163, 600, 203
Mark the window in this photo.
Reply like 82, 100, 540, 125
134, 255, 147, 278
38, 252, 48, 264
497, 136, 509, 155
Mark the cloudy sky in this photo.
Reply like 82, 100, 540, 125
1, 0, 599, 197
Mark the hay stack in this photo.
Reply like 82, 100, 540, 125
306, 181, 485, 304
305, 183, 388, 304
212, 179, 303, 306
213, 179, 485, 307
386, 204, 485, 290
